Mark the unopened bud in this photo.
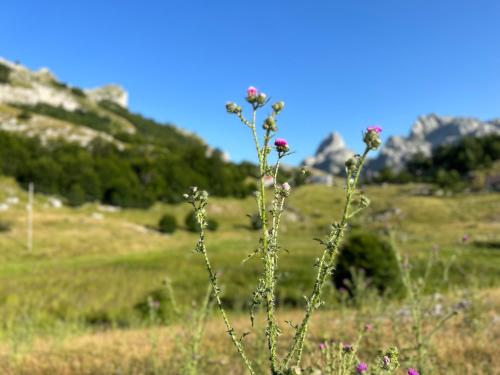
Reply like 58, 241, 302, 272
225, 102, 242, 114
363, 127, 382, 150
263, 116, 277, 131
256, 92, 267, 105
279, 182, 291, 197
272, 101, 285, 113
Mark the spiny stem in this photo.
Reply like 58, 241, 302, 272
198, 226, 256, 375
283, 148, 370, 370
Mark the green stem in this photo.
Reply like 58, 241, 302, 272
198, 226, 256, 375
248, 109, 279, 374
283, 148, 370, 370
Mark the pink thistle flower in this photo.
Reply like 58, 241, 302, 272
274, 138, 289, 153
356, 362, 368, 373
319, 342, 326, 350
367, 125, 382, 134
408, 368, 420, 375
247, 86, 258, 97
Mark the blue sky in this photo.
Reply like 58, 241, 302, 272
1, 0, 499, 164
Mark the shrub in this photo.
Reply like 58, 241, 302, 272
17, 111, 32, 121
70, 87, 86, 97
0, 221, 11, 232
158, 214, 177, 234
0, 63, 11, 83
185, 211, 218, 232
333, 229, 403, 296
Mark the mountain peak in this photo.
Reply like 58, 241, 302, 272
303, 131, 354, 175
368, 114, 500, 172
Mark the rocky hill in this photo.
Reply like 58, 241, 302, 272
0, 57, 250, 207
302, 132, 354, 175
304, 114, 500, 175
368, 114, 500, 172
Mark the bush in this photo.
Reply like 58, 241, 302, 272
70, 87, 86, 97
158, 214, 177, 234
333, 229, 403, 297
0, 221, 11, 232
0, 63, 11, 83
185, 211, 218, 232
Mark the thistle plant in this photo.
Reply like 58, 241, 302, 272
185, 87, 383, 375
390, 235, 459, 375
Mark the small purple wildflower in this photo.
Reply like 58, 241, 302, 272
356, 362, 368, 373
462, 234, 469, 243
364, 323, 373, 333
408, 368, 420, 375
367, 125, 382, 134
319, 342, 326, 351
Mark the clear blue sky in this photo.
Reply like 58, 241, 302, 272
1, 0, 499, 164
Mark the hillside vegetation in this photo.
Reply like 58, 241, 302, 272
0, 177, 498, 330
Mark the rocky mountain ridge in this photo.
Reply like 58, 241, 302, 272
303, 132, 354, 175
304, 114, 500, 175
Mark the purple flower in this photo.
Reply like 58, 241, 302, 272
408, 368, 420, 375
247, 86, 258, 97
274, 138, 289, 153
319, 342, 326, 350
462, 234, 469, 243
364, 323, 373, 333
356, 362, 368, 373
367, 125, 382, 134
383, 355, 390, 366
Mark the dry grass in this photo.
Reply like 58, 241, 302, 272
1, 289, 498, 375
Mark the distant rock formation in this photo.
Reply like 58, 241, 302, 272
0, 57, 129, 110
368, 114, 500, 172
303, 132, 354, 175
85, 84, 128, 108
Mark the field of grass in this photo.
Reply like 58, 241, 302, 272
0, 176, 498, 373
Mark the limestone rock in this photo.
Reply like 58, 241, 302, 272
368, 114, 500, 172
303, 132, 354, 175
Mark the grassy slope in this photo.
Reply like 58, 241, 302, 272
0, 177, 498, 330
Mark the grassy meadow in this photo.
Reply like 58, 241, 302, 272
0, 176, 498, 374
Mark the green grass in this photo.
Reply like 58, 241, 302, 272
0, 177, 498, 333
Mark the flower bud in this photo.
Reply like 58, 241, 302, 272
279, 182, 291, 197
363, 127, 382, 150
256, 92, 267, 105
272, 101, 285, 113
359, 195, 370, 208
263, 116, 277, 131
345, 155, 360, 174
225, 102, 242, 114
246, 86, 258, 104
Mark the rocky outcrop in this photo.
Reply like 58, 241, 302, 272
368, 114, 500, 172
0, 57, 129, 110
303, 132, 354, 175
85, 84, 128, 108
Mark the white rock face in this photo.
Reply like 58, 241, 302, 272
0, 57, 129, 110
303, 132, 354, 175
85, 84, 128, 108
368, 114, 500, 172
0, 82, 80, 111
